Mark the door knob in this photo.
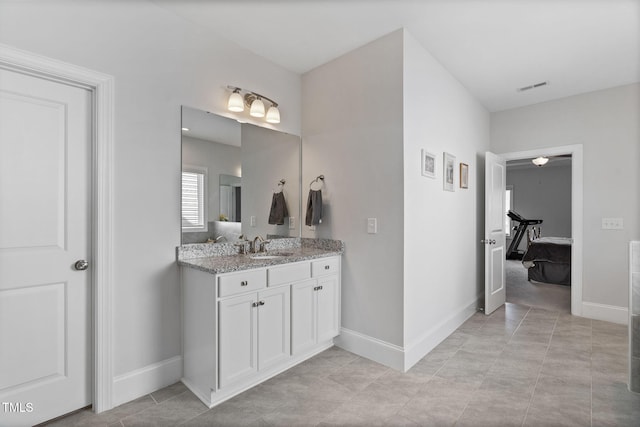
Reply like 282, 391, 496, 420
74, 260, 89, 271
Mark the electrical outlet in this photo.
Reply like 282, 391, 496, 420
602, 217, 623, 230
367, 218, 378, 234
250, 216, 256, 227
309, 225, 316, 231
289, 217, 295, 229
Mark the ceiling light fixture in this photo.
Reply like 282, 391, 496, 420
532, 156, 549, 167
226, 86, 280, 124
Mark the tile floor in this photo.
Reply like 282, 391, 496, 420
45, 303, 639, 426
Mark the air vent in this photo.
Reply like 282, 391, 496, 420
517, 81, 549, 92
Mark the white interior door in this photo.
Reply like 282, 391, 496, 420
0, 68, 92, 426
484, 152, 506, 315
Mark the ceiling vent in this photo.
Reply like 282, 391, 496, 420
517, 81, 549, 92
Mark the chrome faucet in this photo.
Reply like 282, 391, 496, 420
251, 236, 265, 253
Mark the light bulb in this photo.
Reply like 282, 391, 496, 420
250, 98, 265, 117
227, 91, 244, 112
266, 106, 280, 124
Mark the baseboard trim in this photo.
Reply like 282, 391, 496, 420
582, 301, 628, 325
403, 299, 478, 370
335, 299, 479, 372
334, 328, 405, 371
112, 356, 183, 407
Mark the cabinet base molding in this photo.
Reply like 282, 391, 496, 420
182, 340, 334, 408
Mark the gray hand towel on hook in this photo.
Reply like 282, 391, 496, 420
305, 189, 322, 226
268, 192, 288, 225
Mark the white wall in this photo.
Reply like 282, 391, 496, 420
492, 84, 640, 310
402, 30, 490, 363
302, 30, 405, 347
302, 29, 490, 369
0, 0, 301, 402
506, 163, 572, 252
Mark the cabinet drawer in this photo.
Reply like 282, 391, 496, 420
268, 262, 310, 286
218, 269, 266, 298
311, 257, 340, 277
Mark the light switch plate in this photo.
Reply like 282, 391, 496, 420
602, 217, 623, 229
289, 217, 295, 229
367, 218, 377, 234
250, 216, 256, 227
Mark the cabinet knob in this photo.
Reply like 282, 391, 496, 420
241, 280, 248, 286
324, 265, 330, 270
252, 302, 259, 307
259, 300, 265, 306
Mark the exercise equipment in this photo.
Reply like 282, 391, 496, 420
506, 210, 542, 260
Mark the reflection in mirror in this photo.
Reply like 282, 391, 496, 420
219, 174, 241, 222
181, 106, 301, 244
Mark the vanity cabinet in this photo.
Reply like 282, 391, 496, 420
292, 259, 340, 355
181, 255, 341, 408
218, 285, 290, 388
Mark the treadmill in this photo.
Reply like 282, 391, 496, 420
506, 210, 543, 260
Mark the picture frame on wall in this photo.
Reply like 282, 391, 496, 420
421, 149, 436, 178
460, 163, 469, 189
443, 152, 455, 191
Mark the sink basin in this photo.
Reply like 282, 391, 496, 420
249, 252, 295, 260
249, 255, 284, 260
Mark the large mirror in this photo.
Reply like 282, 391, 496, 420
181, 106, 301, 244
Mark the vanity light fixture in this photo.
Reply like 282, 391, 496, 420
532, 156, 549, 167
226, 85, 280, 124
227, 87, 244, 112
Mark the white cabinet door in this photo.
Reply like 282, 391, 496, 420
291, 279, 317, 355
218, 293, 258, 388
316, 275, 340, 343
257, 286, 291, 370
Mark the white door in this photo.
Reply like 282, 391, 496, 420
218, 293, 258, 388
0, 68, 92, 426
257, 286, 290, 370
484, 152, 506, 315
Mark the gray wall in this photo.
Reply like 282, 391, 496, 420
492, 83, 640, 309
302, 30, 405, 346
506, 163, 572, 252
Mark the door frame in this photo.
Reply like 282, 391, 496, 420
0, 44, 115, 413
500, 144, 583, 317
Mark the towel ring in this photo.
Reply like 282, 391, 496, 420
309, 175, 324, 190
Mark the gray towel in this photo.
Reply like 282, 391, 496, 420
268, 192, 288, 225
305, 190, 322, 226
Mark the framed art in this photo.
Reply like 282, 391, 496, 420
460, 163, 469, 189
443, 152, 455, 191
421, 149, 436, 178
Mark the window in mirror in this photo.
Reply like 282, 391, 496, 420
182, 166, 208, 232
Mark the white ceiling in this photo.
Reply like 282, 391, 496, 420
153, 0, 639, 112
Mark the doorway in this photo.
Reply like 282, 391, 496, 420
505, 156, 572, 312
500, 145, 583, 317
0, 44, 115, 423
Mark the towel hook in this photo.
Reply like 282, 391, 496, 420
274, 179, 286, 193
309, 175, 324, 189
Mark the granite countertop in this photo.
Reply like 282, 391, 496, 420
178, 240, 343, 274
